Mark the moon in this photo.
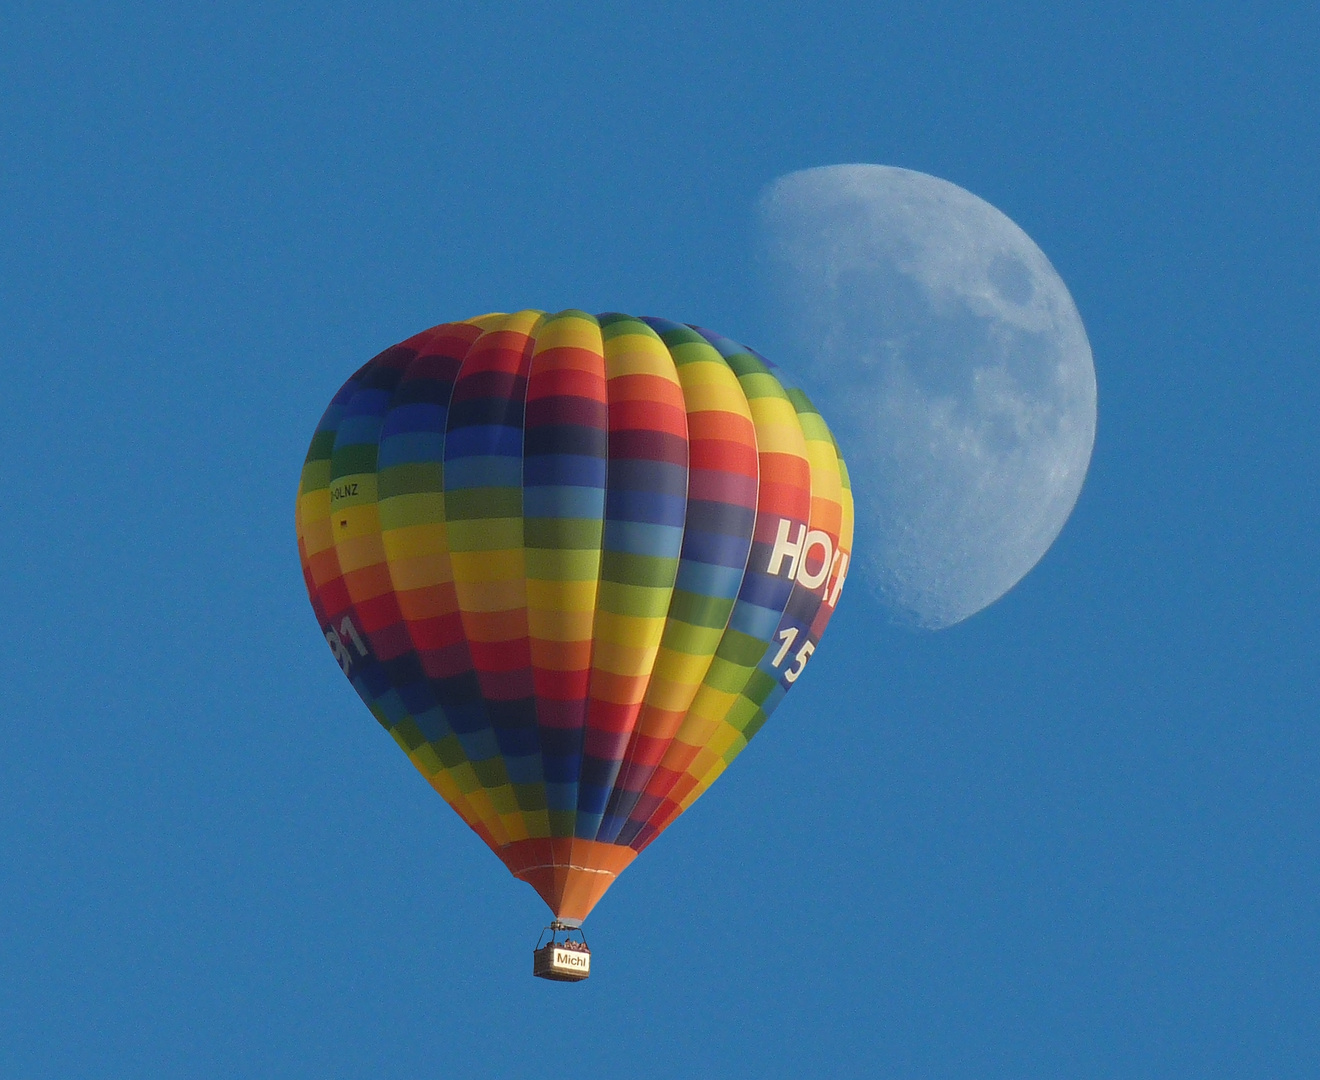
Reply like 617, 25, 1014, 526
757, 164, 1096, 629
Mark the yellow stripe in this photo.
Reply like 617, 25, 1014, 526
589, 638, 663, 680
452, 577, 526, 613
748, 422, 806, 455
299, 513, 334, 558
649, 646, 715, 686
449, 547, 523, 580
592, 609, 667, 649
604, 332, 680, 379
380, 520, 448, 561
534, 310, 602, 351
526, 578, 599, 611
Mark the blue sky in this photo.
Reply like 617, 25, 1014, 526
3, 3, 1317, 1078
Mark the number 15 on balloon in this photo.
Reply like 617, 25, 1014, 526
771, 625, 815, 683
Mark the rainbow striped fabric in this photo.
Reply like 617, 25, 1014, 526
296, 311, 853, 924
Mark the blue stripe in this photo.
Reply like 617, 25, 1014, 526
444, 454, 523, 490
523, 484, 607, 519
335, 414, 385, 447
674, 560, 745, 599
341, 387, 392, 417
381, 402, 445, 437
523, 453, 608, 488
608, 458, 687, 496
445, 423, 522, 459
738, 569, 795, 610
412, 706, 455, 744
500, 752, 543, 785
455, 727, 500, 761
680, 527, 755, 568
729, 600, 785, 640
378, 431, 443, 468
603, 520, 684, 557
605, 488, 687, 526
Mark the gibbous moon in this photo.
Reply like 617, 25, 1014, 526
758, 165, 1096, 629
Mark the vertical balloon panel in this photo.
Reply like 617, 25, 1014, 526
522, 311, 608, 839
378, 323, 506, 847
622, 333, 816, 850
597, 320, 760, 845
444, 311, 551, 846
575, 315, 689, 842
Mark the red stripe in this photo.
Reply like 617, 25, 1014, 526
467, 638, 532, 676
366, 622, 413, 661
419, 642, 476, 679
753, 480, 812, 522
686, 468, 758, 506
533, 667, 592, 701
476, 666, 535, 700
526, 363, 608, 402
449, 369, 527, 404
456, 330, 534, 376
316, 577, 352, 617
534, 698, 590, 728
689, 437, 758, 476
609, 398, 687, 437
403, 354, 464, 381
409, 322, 484, 358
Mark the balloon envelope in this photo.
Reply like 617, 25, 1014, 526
296, 310, 853, 923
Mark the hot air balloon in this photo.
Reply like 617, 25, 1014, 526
295, 310, 853, 980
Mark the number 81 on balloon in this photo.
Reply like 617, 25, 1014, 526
324, 615, 369, 676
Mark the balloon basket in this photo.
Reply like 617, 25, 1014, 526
532, 921, 591, 982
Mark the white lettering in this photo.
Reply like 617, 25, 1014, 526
772, 626, 799, 668
325, 629, 351, 675
796, 529, 833, 589
827, 552, 850, 607
340, 615, 369, 657
767, 519, 806, 578
784, 639, 815, 683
